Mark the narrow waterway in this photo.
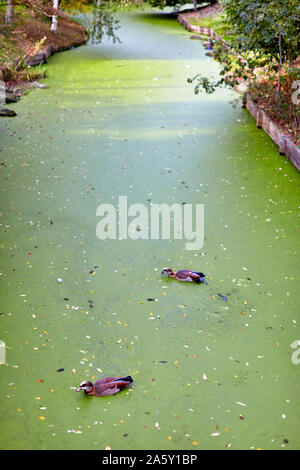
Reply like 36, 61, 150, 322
0, 10, 299, 450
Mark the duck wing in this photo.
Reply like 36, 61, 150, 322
175, 269, 194, 279
94, 376, 132, 386
192, 271, 205, 278
176, 269, 205, 283
94, 378, 132, 396
191, 271, 206, 283
94, 377, 115, 385
112, 376, 133, 384
97, 387, 121, 396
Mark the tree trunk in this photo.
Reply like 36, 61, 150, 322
192, 0, 197, 11
51, 0, 59, 33
288, 58, 298, 131
4, 0, 14, 23
275, 32, 282, 106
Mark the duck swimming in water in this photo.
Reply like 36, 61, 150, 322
161, 267, 206, 284
76, 376, 133, 397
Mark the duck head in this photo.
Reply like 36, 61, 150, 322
161, 267, 175, 277
76, 380, 93, 393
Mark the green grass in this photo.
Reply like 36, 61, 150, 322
0, 22, 23, 71
0, 7, 47, 82
188, 13, 237, 43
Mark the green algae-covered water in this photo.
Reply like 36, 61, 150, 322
0, 10, 299, 450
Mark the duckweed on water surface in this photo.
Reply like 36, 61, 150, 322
0, 11, 299, 450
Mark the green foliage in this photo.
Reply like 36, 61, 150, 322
189, 0, 300, 131
188, 13, 241, 45
60, 0, 145, 10
221, 0, 300, 62
60, 0, 94, 12
187, 74, 223, 94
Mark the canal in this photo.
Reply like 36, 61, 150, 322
0, 9, 299, 450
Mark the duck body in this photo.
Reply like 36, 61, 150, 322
76, 376, 133, 397
161, 267, 206, 284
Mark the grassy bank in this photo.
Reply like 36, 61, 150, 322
0, 5, 87, 86
187, 4, 237, 43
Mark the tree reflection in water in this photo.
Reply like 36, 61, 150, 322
88, 0, 121, 44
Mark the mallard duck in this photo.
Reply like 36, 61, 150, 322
76, 376, 133, 397
161, 267, 206, 284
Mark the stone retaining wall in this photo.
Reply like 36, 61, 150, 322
245, 97, 300, 171
178, 14, 227, 46
24, 35, 88, 67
